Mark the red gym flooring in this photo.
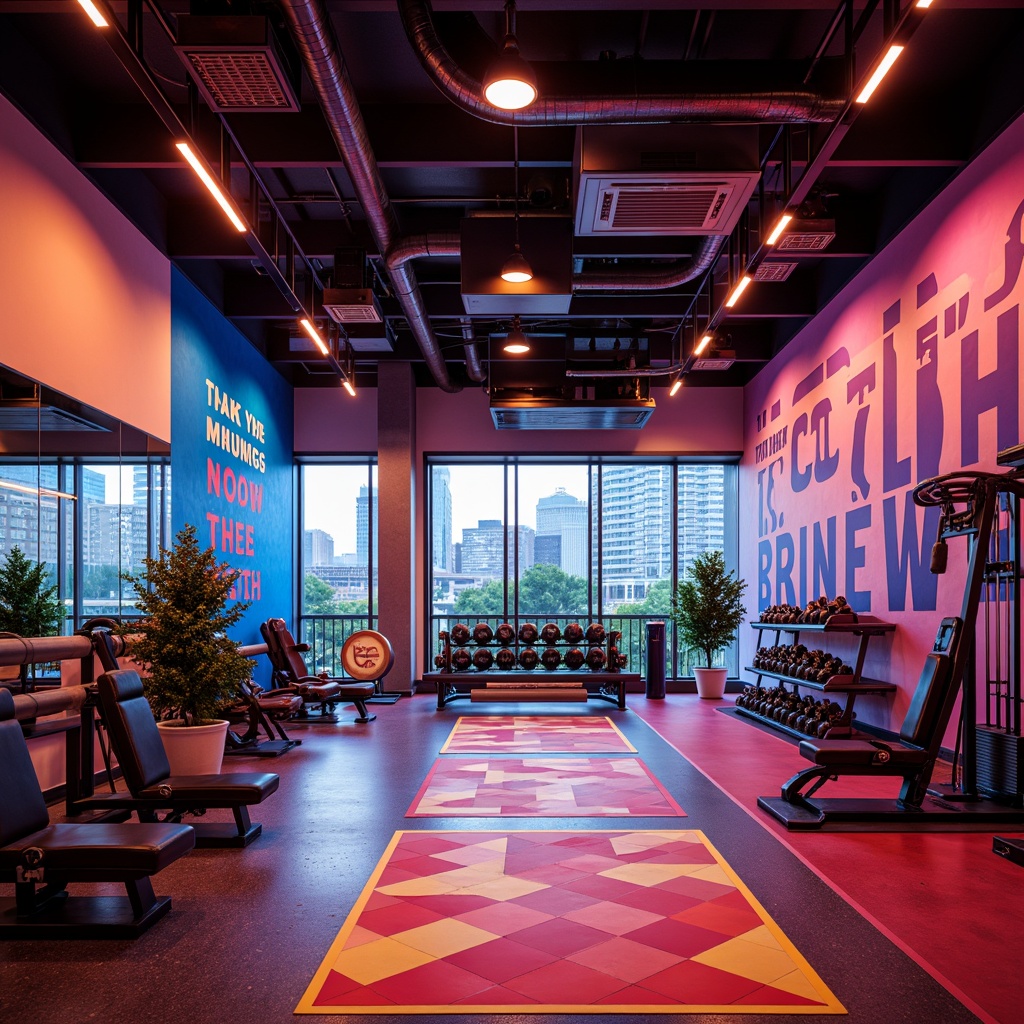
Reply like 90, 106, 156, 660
2, 693, 1021, 1024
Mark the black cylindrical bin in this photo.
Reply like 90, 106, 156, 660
645, 621, 666, 699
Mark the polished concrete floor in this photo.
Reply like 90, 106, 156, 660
1, 693, 1015, 1024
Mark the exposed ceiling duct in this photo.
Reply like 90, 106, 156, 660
277, 0, 460, 393
397, 0, 847, 127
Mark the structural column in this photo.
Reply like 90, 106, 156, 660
376, 363, 416, 692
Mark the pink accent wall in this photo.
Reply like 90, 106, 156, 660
293, 386, 378, 451
740, 110, 1024, 733
0, 94, 170, 441
294, 383, 743, 456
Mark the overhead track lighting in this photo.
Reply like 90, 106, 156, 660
695, 334, 713, 356
76, 0, 109, 28
299, 317, 330, 356
342, 380, 357, 397
855, 45, 905, 104
483, 0, 537, 111
668, 375, 683, 398
500, 127, 534, 284
765, 213, 793, 246
503, 315, 530, 354
725, 275, 753, 308
175, 142, 247, 232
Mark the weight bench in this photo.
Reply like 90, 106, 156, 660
78, 669, 280, 848
223, 679, 302, 758
759, 617, 970, 829
0, 689, 195, 937
261, 618, 376, 724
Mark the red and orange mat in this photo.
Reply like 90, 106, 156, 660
439, 715, 636, 754
407, 757, 685, 817
296, 829, 845, 1014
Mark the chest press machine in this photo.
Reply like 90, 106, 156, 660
758, 458, 1024, 831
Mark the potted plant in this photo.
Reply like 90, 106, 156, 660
0, 545, 62, 690
671, 549, 747, 699
121, 523, 253, 773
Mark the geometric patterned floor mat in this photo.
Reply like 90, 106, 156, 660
408, 758, 685, 817
439, 715, 637, 754
295, 830, 845, 1014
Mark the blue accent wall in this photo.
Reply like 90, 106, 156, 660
171, 268, 293, 658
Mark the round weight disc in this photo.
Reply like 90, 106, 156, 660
341, 629, 395, 681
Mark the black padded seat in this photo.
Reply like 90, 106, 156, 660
0, 821, 192, 876
261, 618, 377, 723
136, 776, 279, 804
798, 738, 931, 767
88, 669, 279, 847
0, 688, 194, 937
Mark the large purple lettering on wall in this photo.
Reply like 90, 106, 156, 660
741, 112, 1024, 732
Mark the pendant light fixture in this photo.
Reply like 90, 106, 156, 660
483, 0, 537, 111
503, 315, 530, 354
501, 128, 534, 284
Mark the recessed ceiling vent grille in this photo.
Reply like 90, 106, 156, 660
775, 218, 836, 252
0, 404, 109, 432
690, 351, 736, 372
490, 400, 655, 430
175, 16, 300, 113
754, 262, 798, 282
577, 176, 760, 236
322, 289, 383, 324
574, 125, 761, 236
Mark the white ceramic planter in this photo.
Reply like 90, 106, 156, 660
156, 719, 229, 775
693, 666, 728, 700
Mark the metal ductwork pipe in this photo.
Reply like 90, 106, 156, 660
278, 0, 460, 392
573, 235, 726, 292
459, 318, 486, 383
398, 0, 847, 126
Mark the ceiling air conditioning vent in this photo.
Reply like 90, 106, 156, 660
490, 399, 655, 431
690, 351, 736, 372
775, 218, 836, 252
574, 125, 760, 237
754, 262, 798, 282
577, 175, 759, 236
174, 16, 301, 113
322, 289, 383, 324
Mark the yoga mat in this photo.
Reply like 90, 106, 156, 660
296, 829, 845, 1014
407, 757, 685, 817
440, 715, 637, 754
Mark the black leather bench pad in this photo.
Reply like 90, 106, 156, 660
138, 773, 280, 804
0, 822, 195, 875
799, 739, 930, 766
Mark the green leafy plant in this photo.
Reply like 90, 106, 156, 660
0, 545, 62, 683
671, 550, 747, 669
121, 524, 252, 726
0, 545, 62, 638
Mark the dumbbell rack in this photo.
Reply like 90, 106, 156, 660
427, 625, 636, 710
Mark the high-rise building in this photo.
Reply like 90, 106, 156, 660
459, 519, 535, 580
304, 528, 335, 567
432, 467, 453, 570
84, 504, 150, 574
591, 464, 727, 609
356, 485, 378, 566
677, 464, 727, 569
535, 487, 587, 577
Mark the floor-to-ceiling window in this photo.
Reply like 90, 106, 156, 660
0, 457, 172, 643
427, 457, 738, 680
297, 459, 378, 676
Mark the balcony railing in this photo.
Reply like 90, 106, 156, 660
427, 613, 738, 681
296, 613, 739, 681
299, 614, 376, 677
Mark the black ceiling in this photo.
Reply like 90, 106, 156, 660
2, 0, 1023, 397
